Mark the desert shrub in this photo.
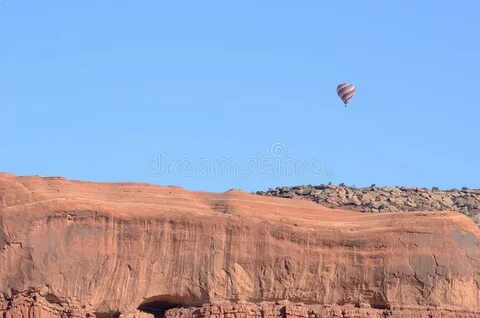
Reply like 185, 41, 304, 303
473, 215, 480, 226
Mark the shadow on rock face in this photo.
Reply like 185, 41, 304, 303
94, 312, 121, 318
138, 295, 203, 318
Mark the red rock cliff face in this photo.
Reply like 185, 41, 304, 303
0, 173, 479, 317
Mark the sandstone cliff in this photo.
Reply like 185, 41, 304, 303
0, 173, 479, 317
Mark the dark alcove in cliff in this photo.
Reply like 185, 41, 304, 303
138, 295, 201, 318
94, 312, 121, 318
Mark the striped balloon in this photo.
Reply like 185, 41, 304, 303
336, 82, 356, 106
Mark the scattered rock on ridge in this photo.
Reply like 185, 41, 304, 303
256, 185, 480, 225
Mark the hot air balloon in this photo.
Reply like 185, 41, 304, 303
337, 82, 356, 106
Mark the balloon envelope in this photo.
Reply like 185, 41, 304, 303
337, 82, 356, 105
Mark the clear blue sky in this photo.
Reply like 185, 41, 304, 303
1, 1, 479, 192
